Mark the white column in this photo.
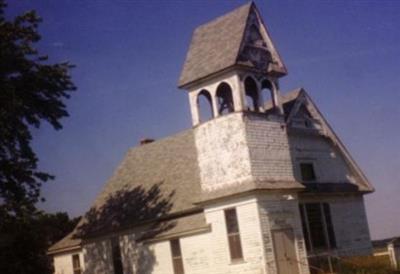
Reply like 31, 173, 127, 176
189, 92, 200, 126
232, 75, 245, 111
256, 80, 263, 112
272, 81, 284, 115
211, 91, 219, 118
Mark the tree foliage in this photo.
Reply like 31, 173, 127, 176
0, 211, 80, 274
0, 0, 75, 217
0, 1, 78, 273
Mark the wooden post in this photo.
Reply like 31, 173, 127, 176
388, 239, 400, 270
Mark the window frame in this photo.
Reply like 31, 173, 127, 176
299, 202, 336, 254
224, 207, 244, 261
299, 162, 317, 182
72, 254, 82, 274
170, 238, 185, 274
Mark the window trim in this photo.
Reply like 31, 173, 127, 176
224, 207, 244, 261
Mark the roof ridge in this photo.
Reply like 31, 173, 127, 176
128, 128, 193, 153
194, 2, 253, 32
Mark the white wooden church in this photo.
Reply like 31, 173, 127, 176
49, 3, 374, 274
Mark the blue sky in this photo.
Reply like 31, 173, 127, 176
7, 0, 400, 240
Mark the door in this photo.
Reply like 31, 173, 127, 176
271, 228, 300, 274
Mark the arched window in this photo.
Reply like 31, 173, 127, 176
244, 77, 260, 111
216, 82, 234, 115
261, 79, 274, 111
197, 89, 213, 122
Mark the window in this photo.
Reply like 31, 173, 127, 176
170, 239, 184, 274
244, 77, 260, 111
197, 89, 214, 122
111, 237, 123, 274
224, 208, 243, 260
261, 79, 274, 110
216, 82, 234, 115
72, 254, 82, 274
299, 203, 336, 253
300, 162, 316, 181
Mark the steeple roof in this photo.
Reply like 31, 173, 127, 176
178, 2, 287, 88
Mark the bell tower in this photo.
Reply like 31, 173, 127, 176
178, 2, 287, 126
178, 3, 299, 198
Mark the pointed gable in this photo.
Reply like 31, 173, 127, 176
281, 89, 374, 193
178, 2, 286, 88
236, 4, 287, 75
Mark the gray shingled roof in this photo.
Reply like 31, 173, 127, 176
90, 129, 201, 215
264, 88, 302, 112
49, 129, 204, 253
48, 231, 81, 254
178, 2, 252, 87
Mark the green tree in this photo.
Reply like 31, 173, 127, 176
0, 211, 80, 274
0, 1, 77, 273
0, 0, 75, 217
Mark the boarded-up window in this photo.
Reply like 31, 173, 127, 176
299, 203, 336, 253
224, 208, 243, 260
72, 254, 82, 274
170, 239, 184, 274
300, 163, 316, 181
111, 237, 123, 274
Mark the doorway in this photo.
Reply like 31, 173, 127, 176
271, 228, 300, 274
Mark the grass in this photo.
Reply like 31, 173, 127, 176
338, 255, 400, 274
309, 255, 400, 274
